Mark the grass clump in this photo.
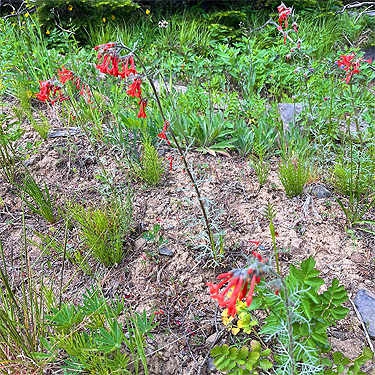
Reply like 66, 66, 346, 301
68, 195, 132, 266
135, 136, 164, 186
279, 157, 310, 198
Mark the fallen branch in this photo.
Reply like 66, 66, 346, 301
335, 1, 375, 14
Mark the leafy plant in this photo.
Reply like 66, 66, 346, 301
135, 135, 164, 186
279, 157, 310, 198
39, 286, 157, 374
210, 341, 273, 374
250, 146, 270, 188
212, 257, 351, 375
15, 172, 57, 224
0, 113, 23, 183
142, 224, 168, 247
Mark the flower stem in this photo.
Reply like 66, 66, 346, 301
119, 45, 216, 255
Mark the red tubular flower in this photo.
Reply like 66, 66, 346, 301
137, 98, 147, 118
120, 57, 129, 79
127, 78, 142, 98
127, 56, 138, 76
278, 3, 291, 30
158, 121, 171, 145
167, 156, 173, 171
36, 80, 52, 102
57, 66, 73, 84
337, 53, 372, 84
206, 251, 267, 317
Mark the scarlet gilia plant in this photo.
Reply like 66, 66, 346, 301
94, 42, 148, 118
207, 251, 273, 317
36, 67, 93, 106
337, 52, 372, 84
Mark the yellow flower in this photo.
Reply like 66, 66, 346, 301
25, 13, 29, 17
11, 11, 15, 15
221, 309, 233, 326
102, 17, 106, 23
111, 15, 115, 20
146, 9, 150, 15
12, 23, 15, 27
46, 30, 50, 35
22, 21, 25, 24
68, 5, 73, 11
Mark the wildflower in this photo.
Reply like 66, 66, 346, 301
146, 9, 150, 15
102, 17, 106, 23
337, 52, 372, 84
46, 30, 50, 35
292, 22, 298, 33
158, 121, 171, 145
127, 78, 142, 98
167, 156, 173, 171
111, 15, 115, 20
25, 13, 29, 18
127, 56, 138, 76
158, 20, 169, 28
277, 3, 291, 30
206, 251, 268, 317
36, 80, 52, 102
57, 66, 73, 84
137, 98, 147, 118
68, 4, 73, 11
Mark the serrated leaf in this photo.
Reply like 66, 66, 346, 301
260, 348, 271, 356
259, 359, 273, 369
306, 277, 325, 287
333, 351, 343, 365
247, 351, 260, 365
238, 346, 249, 360
250, 340, 261, 352
211, 345, 225, 357
229, 347, 238, 359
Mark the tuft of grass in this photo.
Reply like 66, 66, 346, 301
68, 194, 132, 266
279, 157, 310, 198
135, 136, 164, 186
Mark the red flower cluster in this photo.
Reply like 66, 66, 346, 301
57, 66, 93, 104
36, 80, 69, 104
206, 251, 268, 317
94, 42, 147, 117
278, 3, 291, 32
337, 53, 372, 84
95, 43, 138, 78
158, 121, 171, 145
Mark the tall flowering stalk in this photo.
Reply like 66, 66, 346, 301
93, 42, 216, 253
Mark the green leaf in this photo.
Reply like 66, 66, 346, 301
333, 351, 343, 365
259, 359, 273, 370
260, 348, 271, 356
247, 351, 260, 365
238, 346, 249, 361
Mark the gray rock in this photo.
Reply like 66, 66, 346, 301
207, 357, 216, 372
48, 127, 81, 138
277, 103, 304, 128
354, 289, 375, 339
159, 246, 175, 256
291, 238, 303, 252
306, 184, 331, 198
22, 156, 37, 167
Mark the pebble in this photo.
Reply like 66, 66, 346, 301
207, 357, 216, 372
159, 246, 175, 256
306, 184, 331, 198
354, 289, 375, 339
134, 238, 146, 250
290, 238, 303, 252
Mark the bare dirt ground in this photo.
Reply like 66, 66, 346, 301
0, 97, 374, 374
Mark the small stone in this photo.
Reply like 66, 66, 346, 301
207, 357, 216, 372
306, 184, 331, 198
22, 156, 37, 167
354, 289, 375, 339
206, 333, 217, 346
159, 246, 175, 256
330, 330, 344, 339
290, 238, 303, 252
134, 238, 146, 250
